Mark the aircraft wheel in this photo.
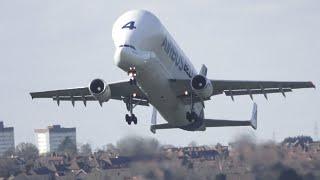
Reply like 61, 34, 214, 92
191, 112, 197, 120
125, 114, 131, 125
186, 112, 192, 122
129, 78, 137, 85
132, 115, 137, 124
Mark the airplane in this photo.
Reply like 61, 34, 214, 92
30, 10, 315, 133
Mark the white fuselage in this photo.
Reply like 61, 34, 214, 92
112, 10, 204, 129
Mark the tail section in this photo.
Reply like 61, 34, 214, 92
150, 103, 258, 133
203, 103, 258, 130
150, 106, 157, 134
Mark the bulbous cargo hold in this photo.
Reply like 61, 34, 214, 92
191, 75, 213, 99
89, 79, 111, 102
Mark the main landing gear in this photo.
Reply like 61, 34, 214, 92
186, 92, 198, 122
125, 114, 137, 125
125, 94, 138, 125
186, 112, 198, 122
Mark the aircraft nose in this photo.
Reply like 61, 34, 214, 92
114, 46, 153, 71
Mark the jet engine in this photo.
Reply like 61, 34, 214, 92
191, 75, 213, 99
89, 79, 111, 102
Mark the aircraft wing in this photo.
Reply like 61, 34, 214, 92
30, 81, 149, 106
211, 80, 315, 100
170, 79, 315, 101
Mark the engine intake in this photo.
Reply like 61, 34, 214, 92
89, 79, 111, 102
191, 75, 213, 99
191, 75, 207, 90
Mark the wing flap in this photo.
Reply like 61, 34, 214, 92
169, 78, 315, 101
224, 88, 292, 96
30, 80, 149, 106
52, 96, 96, 101
30, 87, 90, 99
212, 80, 315, 91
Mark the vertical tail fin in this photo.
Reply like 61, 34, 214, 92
151, 106, 157, 125
150, 106, 157, 134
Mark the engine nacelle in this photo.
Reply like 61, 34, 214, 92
191, 75, 213, 99
89, 79, 111, 102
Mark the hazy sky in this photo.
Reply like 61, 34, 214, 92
0, 0, 319, 148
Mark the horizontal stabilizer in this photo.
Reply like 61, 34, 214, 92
150, 123, 179, 134
204, 103, 258, 130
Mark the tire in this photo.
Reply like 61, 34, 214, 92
133, 116, 137, 124
191, 112, 197, 120
186, 112, 192, 122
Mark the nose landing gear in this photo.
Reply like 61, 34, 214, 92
125, 67, 139, 125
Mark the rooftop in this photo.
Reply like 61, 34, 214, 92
0, 121, 14, 132
35, 124, 76, 133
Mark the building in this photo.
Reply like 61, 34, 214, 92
309, 141, 320, 153
35, 125, 76, 154
0, 121, 15, 155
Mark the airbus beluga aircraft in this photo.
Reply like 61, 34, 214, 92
30, 10, 315, 133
